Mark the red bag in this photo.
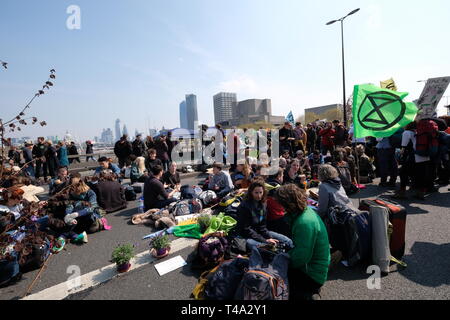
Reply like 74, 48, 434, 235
266, 197, 285, 221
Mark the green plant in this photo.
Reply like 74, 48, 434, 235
149, 234, 170, 250
111, 244, 134, 265
197, 214, 212, 233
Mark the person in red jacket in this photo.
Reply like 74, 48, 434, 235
319, 122, 336, 156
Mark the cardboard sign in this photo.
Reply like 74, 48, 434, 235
416, 76, 450, 119
154, 255, 187, 276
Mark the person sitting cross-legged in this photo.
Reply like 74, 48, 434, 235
143, 165, 179, 211
235, 178, 294, 253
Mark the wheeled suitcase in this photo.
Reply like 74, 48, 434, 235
359, 198, 407, 260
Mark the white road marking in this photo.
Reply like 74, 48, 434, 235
22, 237, 199, 300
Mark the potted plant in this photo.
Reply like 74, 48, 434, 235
149, 234, 171, 259
111, 244, 134, 273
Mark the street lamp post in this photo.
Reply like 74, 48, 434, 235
326, 8, 360, 128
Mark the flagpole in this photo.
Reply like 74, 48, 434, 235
341, 19, 347, 128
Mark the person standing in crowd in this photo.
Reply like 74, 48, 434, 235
22, 142, 35, 178
32, 137, 48, 181
143, 165, 179, 210
332, 120, 348, 148
155, 135, 170, 172
145, 135, 155, 150
279, 121, 295, 156
85, 140, 95, 162
274, 184, 330, 300
132, 134, 146, 157
56, 141, 69, 169
393, 122, 417, 199
8, 146, 21, 166
235, 178, 294, 252
306, 123, 317, 154
376, 137, 398, 188
166, 131, 174, 163
319, 122, 335, 156
68, 141, 80, 164
293, 122, 307, 153
114, 135, 133, 169
44, 140, 59, 179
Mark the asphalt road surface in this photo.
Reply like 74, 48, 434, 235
1, 174, 449, 300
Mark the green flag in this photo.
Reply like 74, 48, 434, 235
352, 84, 418, 138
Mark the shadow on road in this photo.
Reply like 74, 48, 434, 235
399, 242, 450, 288
327, 263, 372, 282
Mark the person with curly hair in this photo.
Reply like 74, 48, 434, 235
274, 184, 330, 300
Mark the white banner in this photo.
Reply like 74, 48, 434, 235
416, 76, 450, 119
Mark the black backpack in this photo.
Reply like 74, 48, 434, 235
124, 185, 137, 201
234, 247, 289, 300
203, 257, 250, 300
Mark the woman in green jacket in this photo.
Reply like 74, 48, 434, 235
275, 184, 330, 300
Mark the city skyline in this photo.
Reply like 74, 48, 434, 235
2, 1, 450, 141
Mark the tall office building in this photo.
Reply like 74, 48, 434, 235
115, 119, 121, 141
122, 124, 129, 137
179, 101, 188, 129
101, 128, 114, 145
185, 94, 198, 131
213, 92, 237, 124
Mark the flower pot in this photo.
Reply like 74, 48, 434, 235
150, 247, 170, 259
117, 262, 131, 273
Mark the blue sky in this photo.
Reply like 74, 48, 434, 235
1, 0, 450, 141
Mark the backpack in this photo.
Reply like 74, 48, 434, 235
124, 185, 137, 201
192, 257, 249, 300
18, 237, 51, 273
198, 191, 217, 207
234, 247, 289, 300
172, 199, 203, 216
415, 120, 439, 158
327, 205, 366, 266
197, 233, 229, 267
180, 185, 197, 200
389, 129, 405, 149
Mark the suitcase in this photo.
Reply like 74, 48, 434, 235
359, 198, 406, 260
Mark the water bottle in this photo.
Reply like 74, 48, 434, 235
138, 196, 145, 213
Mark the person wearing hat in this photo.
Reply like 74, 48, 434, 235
132, 134, 146, 158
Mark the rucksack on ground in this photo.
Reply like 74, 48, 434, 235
234, 247, 289, 300
198, 191, 217, 207
180, 185, 198, 200
197, 233, 229, 267
415, 119, 439, 158
192, 257, 249, 300
124, 185, 137, 201
171, 199, 203, 216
